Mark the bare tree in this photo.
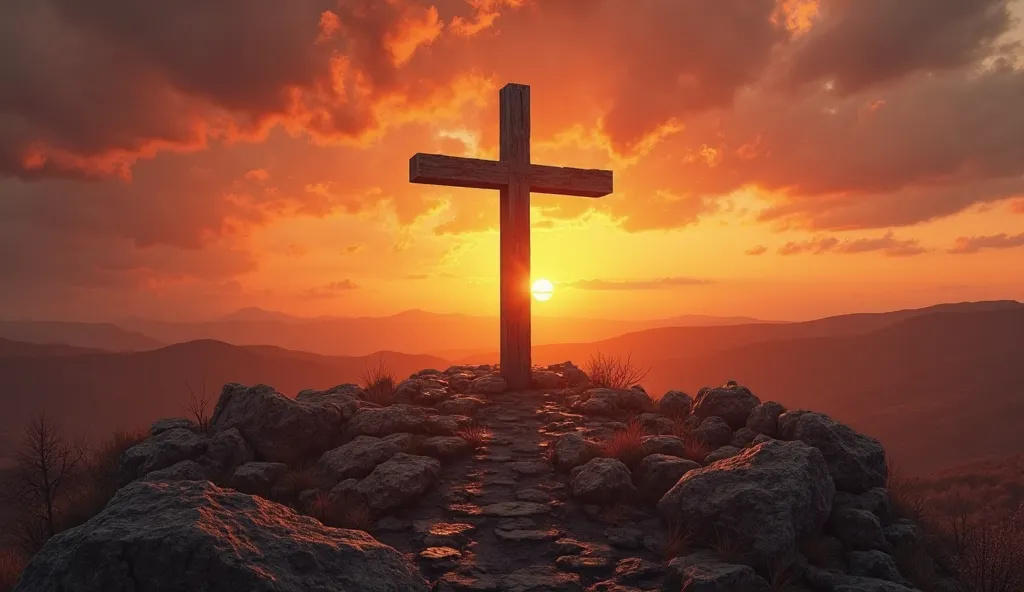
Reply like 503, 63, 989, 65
2, 411, 86, 553
184, 375, 214, 432
944, 494, 1024, 592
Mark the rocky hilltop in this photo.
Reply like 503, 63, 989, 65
15, 363, 961, 591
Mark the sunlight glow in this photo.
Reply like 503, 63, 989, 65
532, 278, 554, 302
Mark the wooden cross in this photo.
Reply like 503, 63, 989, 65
409, 83, 614, 391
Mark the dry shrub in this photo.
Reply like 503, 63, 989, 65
664, 522, 694, 561
0, 548, 25, 592
887, 461, 928, 523
944, 496, 1024, 592
361, 358, 397, 406
600, 421, 646, 473
767, 554, 801, 592
585, 352, 649, 390
456, 424, 492, 449
671, 424, 712, 464
305, 491, 374, 530
892, 539, 944, 590
59, 428, 149, 532
183, 377, 214, 433
710, 527, 747, 564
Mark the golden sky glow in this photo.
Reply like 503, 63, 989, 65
1, 0, 1023, 323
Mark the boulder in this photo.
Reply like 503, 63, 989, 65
552, 433, 599, 470
657, 440, 835, 566
532, 369, 566, 390
805, 567, 917, 592
573, 388, 651, 417
829, 507, 890, 552
13, 480, 428, 592
547, 361, 589, 387
150, 418, 198, 436
640, 435, 686, 458
232, 462, 289, 498
210, 383, 356, 465
413, 388, 451, 406
693, 416, 734, 448
704, 446, 742, 464
883, 521, 919, 548
636, 454, 700, 501
119, 427, 208, 484
847, 550, 911, 586
659, 390, 693, 418
346, 405, 428, 438
746, 401, 787, 436
437, 396, 486, 416
692, 383, 761, 429
633, 413, 676, 435
730, 427, 759, 448
425, 414, 473, 436
141, 460, 208, 482
571, 458, 636, 504
314, 434, 412, 484
501, 565, 582, 592
332, 453, 441, 513
200, 427, 253, 478
665, 551, 770, 591
418, 436, 472, 460
469, 374, 506, 395
777, 411, 887, 493
834, 488, 892, 521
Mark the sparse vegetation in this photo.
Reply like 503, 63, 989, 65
600, 420, 646, 472
671, 424, 713, 464
184, 377, 214, 433
0, 548, 25, 592
360, 358, 397, 405
943, 496, 1024, 592
766, 554, 800, 592
585, 352, 649, 390
709, 527, 746, 564
664, 521, 694, 560
887, 461, 928, 523
456, 424, 492, 449
304, 491, 373, 531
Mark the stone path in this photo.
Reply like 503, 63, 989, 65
368, 390, 667, 591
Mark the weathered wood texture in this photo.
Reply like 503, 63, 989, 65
407, 82, 614, 391
499, 84, 532, 391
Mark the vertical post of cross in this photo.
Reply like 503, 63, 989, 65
499, 83, 532, 391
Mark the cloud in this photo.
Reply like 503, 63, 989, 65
1012, 200, 1024, 214
784, 0, 1015, 94
305, 279, 360, 298
778, 232, 926, 256
565, 277, 713, 291
948, 233, 1024, 254
746, 245, 769, 256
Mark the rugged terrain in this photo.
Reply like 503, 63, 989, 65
15, 364, 962, 591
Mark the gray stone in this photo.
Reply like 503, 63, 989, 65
665, 551, 770, 591
693, 416, 734, 448
848, 550, 911, 586
704, 445, 742, 464
829, 507, 891, 552
200, 427, 253, 477
315, 433, 412, 484
141, 460, 208, 482
419, 436, 472, 460
150, 418, 198, 436
659, 390, 693, 418
636, 454, 700, 501
777, 410, 887, 493
553, 433, 599, 470
120, 427, 208, 484
331, 453, 440, 512
501, 565, 582, 592
692, 383, 762, 429
605, 526, 644, 549
232, 462, 289, 497
480, 502, 551, 517
346, 405, 428, 438
437, 396, 487, 416
13, 480, 427, 592
657, 440, 835, 566
572, 458, 636, 504
639, 435, 686, 457
746, 401, 787, 436
469, 374, 506, 395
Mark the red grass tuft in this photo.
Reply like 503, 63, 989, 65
361, 358, 397, 406
585, 352, 650, 390
456, 424, 492, 449
671, 424, 713, 464
664, 522, 694, 561
305, 491, 374, 530
600, 421, 647, 472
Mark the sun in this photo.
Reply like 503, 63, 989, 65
531, 278, 554, 302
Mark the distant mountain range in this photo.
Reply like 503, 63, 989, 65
1, 300, 1021, 476
0, 321, 163, 352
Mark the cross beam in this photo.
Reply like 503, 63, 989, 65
409, 83, 614, 390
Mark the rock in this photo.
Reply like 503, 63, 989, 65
495, 528, 561, 542
414, 387, 451, 406
692, 383, 761, 429
636, 454, 700, 501
210, 383, 357, 465
315, 433, 412, 484
547, 361, 589, 387
119, 427, 208, 484
847, 550, 911, 585
232, 462, 289, 497
573, 388, 651, 418
665, 551, 770, 591
746, 401, 787, 436
426, 414, 474, 436
393, 378, 423, 401
834, 488, 892, 520
605, 526, 644, 549
510, 461, 551, 476
516, 489, 553, 503
13, 480, 427, 592
657, 440, 834, 566
418, 546, 461, 570
640, 435, 686, 457
806, 568, 918, 592
532, 369, 566, 390
829, 507, 891, 552
150, 418, 198, 436
555, 554, 613, 574
419, 436, 472, 460
346, 405, 428, 438
571, 458, 636, 504
883, 521, 919, 548
438, 396, 487, 416
633, 413, 676, 435
660, 390, 693, 417
501, 565, 582, 592
296, 382, 364, 405
693, 416, 734, 448
434, 566, 500, 591
200, 427, 253, 477
141, 460, 208, 482
752, 433, 774, 446
613, 557, 663, 584
704, 446, 741, 464
480, 502, 551, 517
730, 427, 759, 448
553, 433, 599, 470
777, 411, 887, 493
332, 453, 440, 513
469, 374, 506, 395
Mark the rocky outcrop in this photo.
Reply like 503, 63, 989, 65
692, 382, 762, 429
346, 404, 429, 438
659, 390, 693, 418
314, 433, 412, 484
778, 410, 887, 493
636, 454, 700, 501
658, 439, 835, 566
571, 388, 652, 417
746, 401, 786, 436
552, 433, 599, 470
665, 551, 770, 591
332, 453, 441, 513
231, 461, 289, 498
571, 457, 636, 504
210, 383, 358, 465
13, 480, 428, 592
120, 427, 208, 484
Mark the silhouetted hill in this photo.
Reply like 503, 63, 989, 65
0, 340, 447, 467
0, 321, 164, 352
461, 300, 1023, 365
120, 310, 777, 357
0, 338, 104, 357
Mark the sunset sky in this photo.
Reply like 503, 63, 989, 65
2, 0, 1023, 323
